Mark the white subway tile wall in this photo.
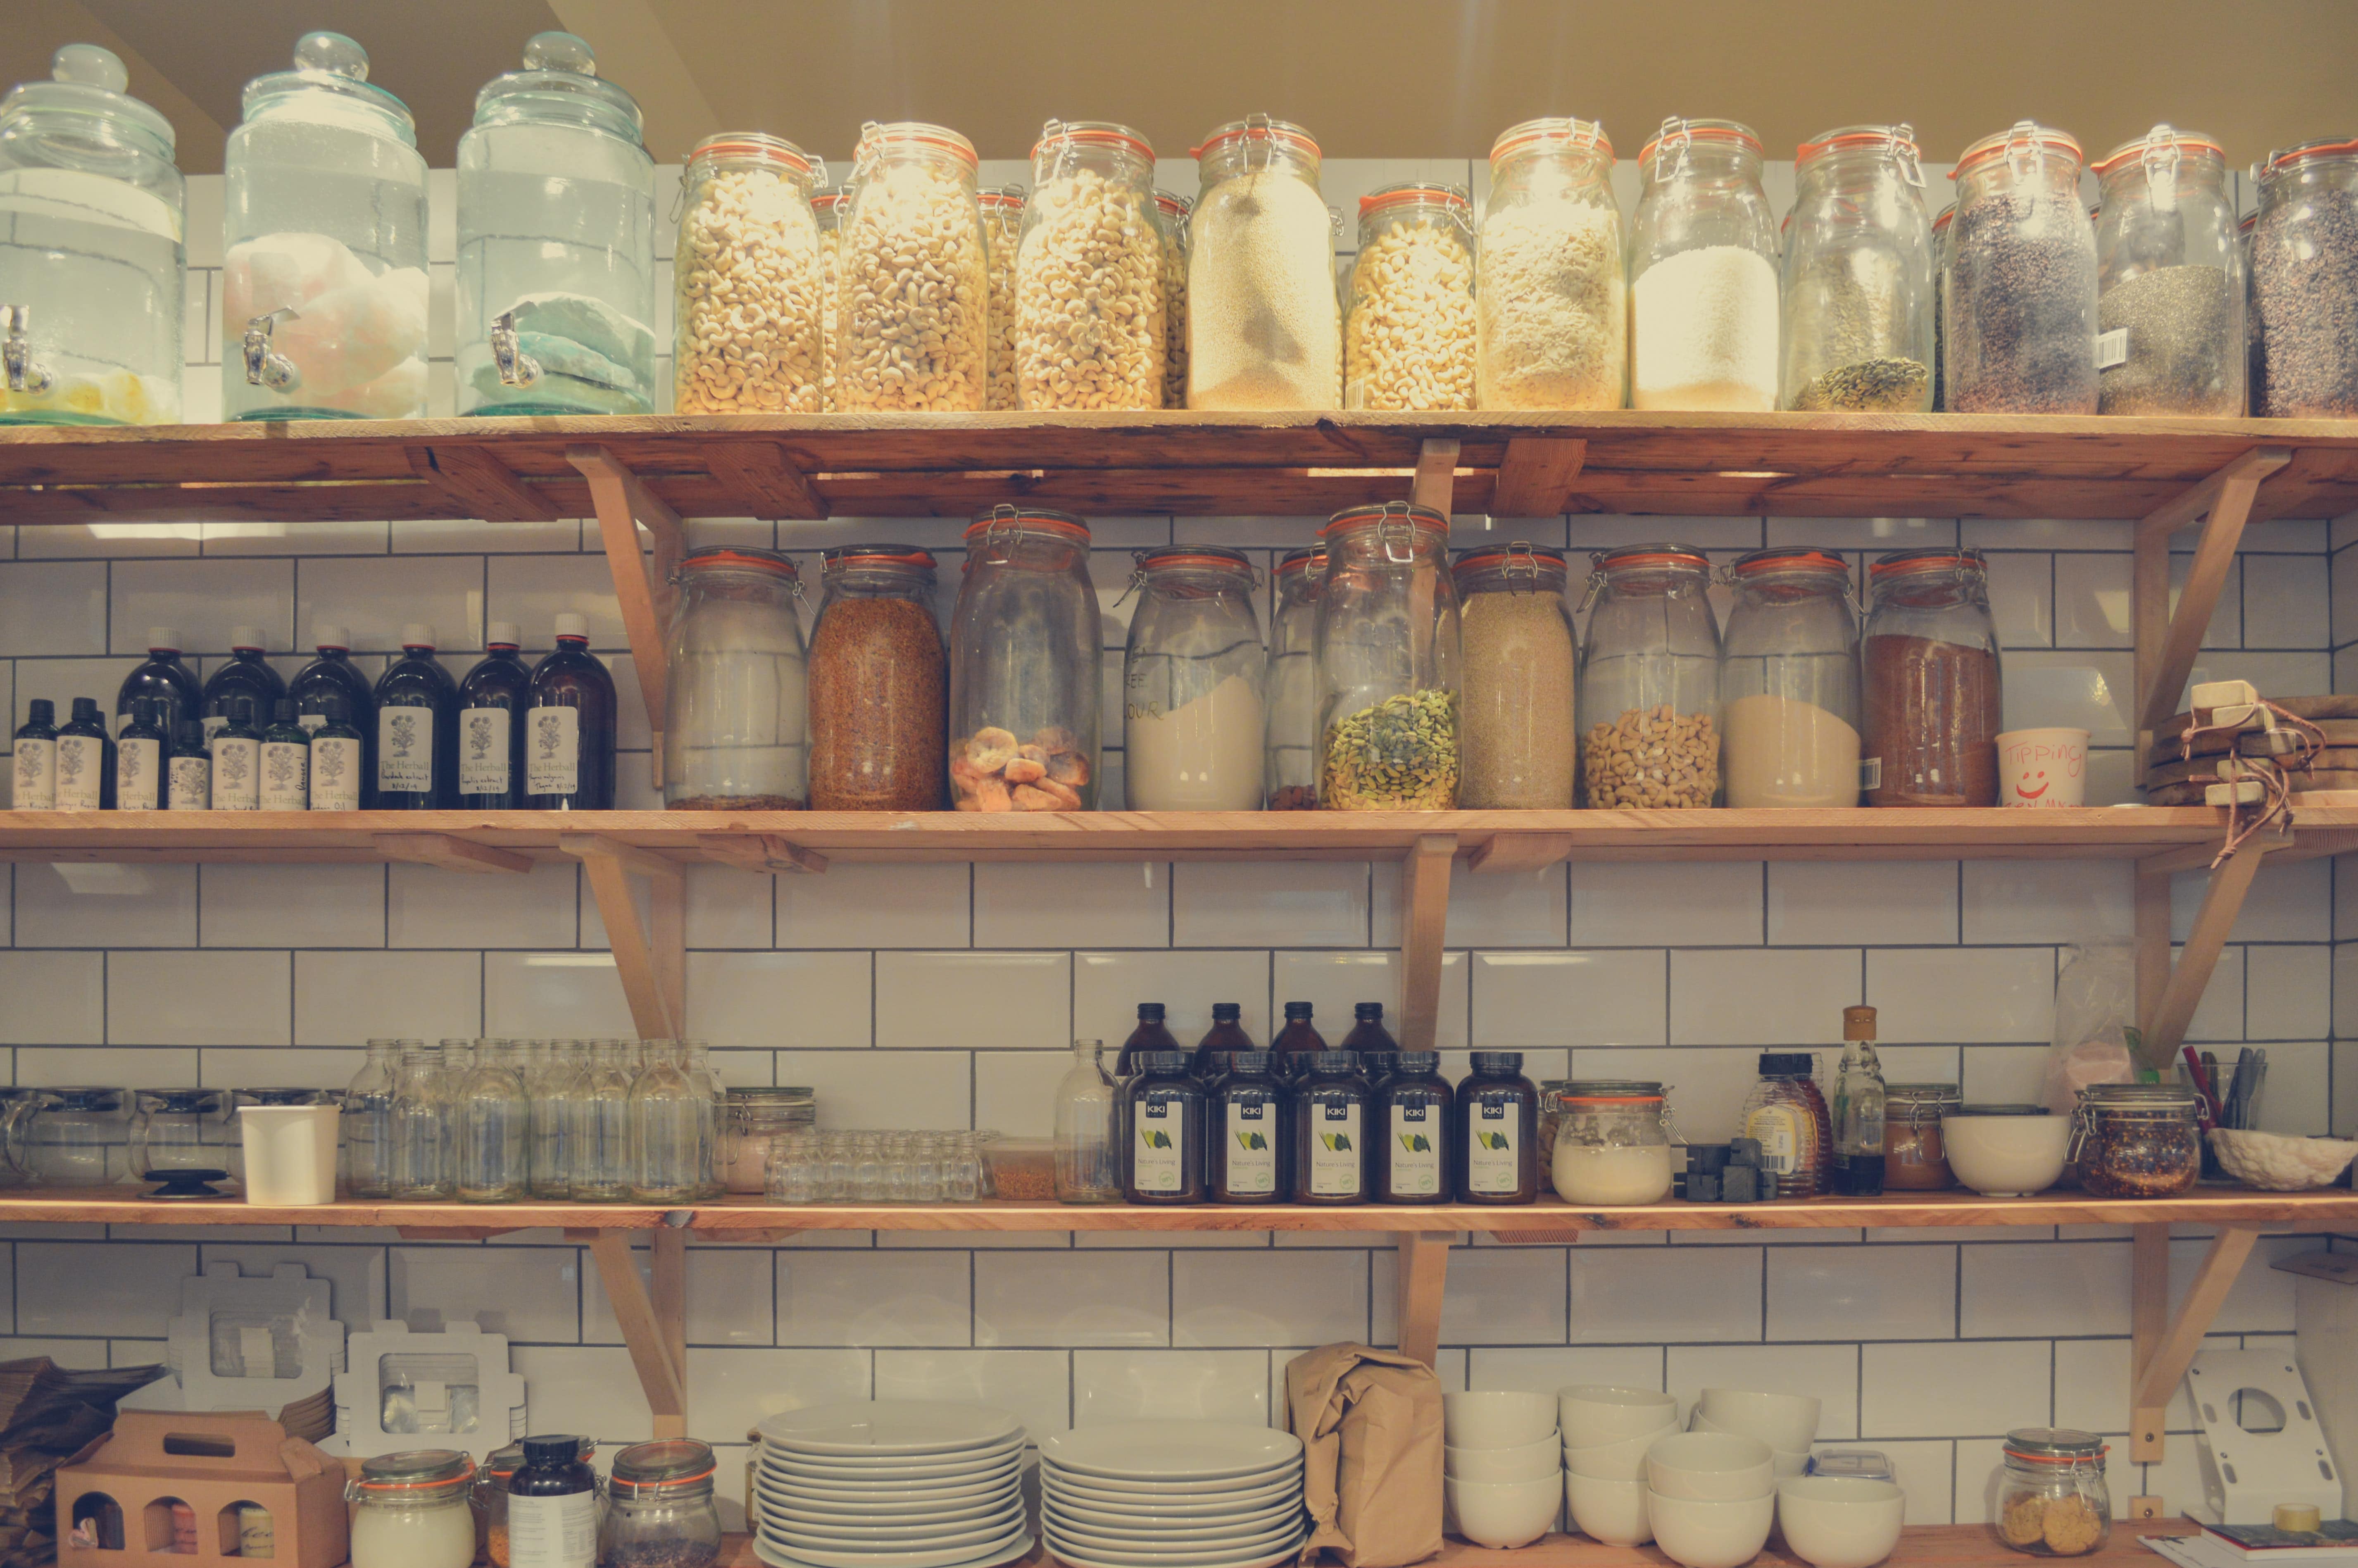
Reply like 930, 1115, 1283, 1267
0, 160, 2351, 1530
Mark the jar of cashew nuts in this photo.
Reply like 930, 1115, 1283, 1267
813, 186, 845, 409
1155, 193, 1192, 408
1344, 184, 1476, 410
1018, 121, 1164, 411
837, 120, 989, 412
674, 133, 826, 414
1576, 545, 1724, 808
979, 186, 1025, 409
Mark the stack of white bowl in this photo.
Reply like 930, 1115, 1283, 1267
1776, 1476, 1907, 1568
1690, 1388, 1821, 1478
1038, 1420, 1306, 1568
1442, 1392, 1561, 1549
752, 1400, 1030, 1568
1559, 1385, 1680, 1547
1647, 1432, 1779, 1568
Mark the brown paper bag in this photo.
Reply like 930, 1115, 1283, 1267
1285, 1343, 1444, 1568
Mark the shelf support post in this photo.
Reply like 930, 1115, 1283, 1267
1411, 439, 1459, 516
570, 444, 686, 791
2134, 844, 2264, 1072
562, 833, 686, 1041
2130, 1223, 2263, 1463
1399, 835, 1455, 1054
1395, 1232, 1452, 1368
577, 1228, 689, 1438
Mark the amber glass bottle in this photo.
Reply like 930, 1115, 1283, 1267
1378, 1051, 1452, 1202
1116, 1004, 1181, 1077
1123, 1051, 1206, 1205
1269, 1001, 1327, 1082
1191, 1003, 1256, 1078
1209, 1051, 1289, 1204
1292, 1052, 1371, 1205
1455, 1051, 1539, 1204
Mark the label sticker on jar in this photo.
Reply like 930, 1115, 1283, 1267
527, 705, 580, 797
1134, 1092, 1186, 1193
13, 737, 57, 810
168, 754, 209, 811
1466, 1096, 1519, 1194
311, 736, 362, 810
115, 737, 160, 810
377, 707, 433, 794
1226, 1097, 1277, 1196
1310, 1101, 1362, 1197
1744, 1105, 1803, 1176
54, 734, 102, 811
2095, 328, 2130, 371
1860, 757, 1883, 791
260, 741, 309, 811
1389, 1102, 1441, 1196
459, 707, 511, 795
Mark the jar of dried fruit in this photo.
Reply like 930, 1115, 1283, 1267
1995, 1430, 2110, 1556
1018, 121, 1162, 411
948, 507, 1102, 811
1263, 546, 1323, 810
807, 545, 945, 811
1344, 182, 1476, 410
1576, 545, 1722, 808
2070, 1082, 2202, 1199
837, 120, 988, 412
1314, 503, 1461, 810
664, 547, 807, 811
1452, 543, 1575, 809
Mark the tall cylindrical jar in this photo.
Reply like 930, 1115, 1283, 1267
1344, 183, 1475, 410
0, 45, 185, 425
813, 186, 845, 409
664, 547, 809, 810
1629, 118, 1780, 410
1477, 117, 1625, 410
1577, 545, 1723, 808
1018, 121, 1163, 411
1188, 116, 1340, 409
1315, 503, 1461, 811
1861, 549, 2002, 808
978, 185, 1024, 410
1782, 125, 1936, 412
1122, 547, 1266, 810
1264, 546, 1324, 810
1718, 549, 1862, 808
2251, 137, 2358, 417
807, 546, 945, 811
1946, 122, 2099, 414
222, 33, 428, 420
674, 133, 824, 414
1156, 192, 1192, 408
2091, 126, 2242, 416
1453, 544, 1575, 809
1931, 203, 1954, 409
837, 121, 987, 411
949, 507, 1102, 811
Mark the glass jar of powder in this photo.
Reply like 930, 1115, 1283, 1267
1882, 1083, 1962, 1190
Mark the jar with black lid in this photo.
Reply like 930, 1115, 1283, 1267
1378, 1051, 1451, 1203
1209, 1051, 1288, 1204
1457, 1052, 1539, 1204
2070, 1083, 2201, 1199
1293, 1051, 1371, 1205
1123, 1050, 1205, 1205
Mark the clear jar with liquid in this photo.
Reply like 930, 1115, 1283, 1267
1054, 1041, 1121, 1205
1123, 547, 1266, 810
526, 1041, 583, 1201
1718, 548, 1861, 809
338, 1039, 396, 1199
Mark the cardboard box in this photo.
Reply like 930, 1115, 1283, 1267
56, 1411, 349, 1568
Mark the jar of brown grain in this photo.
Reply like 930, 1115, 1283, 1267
808, 546, 945, 811
1882, 1082, 1962, 1190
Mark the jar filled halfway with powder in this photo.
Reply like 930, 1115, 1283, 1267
1717, 548, 1861, 808
1187, 116, 1342, 410
1629, 117, 1781, 411
1860, 549, 2002, 808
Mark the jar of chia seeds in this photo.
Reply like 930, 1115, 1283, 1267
1946, 121, 2098, 413
2252, 136, 2358, 417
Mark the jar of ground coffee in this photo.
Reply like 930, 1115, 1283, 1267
1861, 549, 2002, 808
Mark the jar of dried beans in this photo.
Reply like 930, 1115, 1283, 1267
1577, 545, 1723, 808
1782, 125, 1936, 412
1453, 544, 1575, 809
807, 545, 945, 811
1883, 1082, 1962, 1190
978, 185, 1024, 410
1861, 549, 2001, 807
1123, 547, 1265, 810
2093, 126, 2242, 416
2252, 136, 2358, 417
1718, 548, 1861, 808
1018, 121, 1163, 411
1155, 192, 1192, 408
1188, 116, 1340, 409
813, 185, 845, 409
1316, 504, 1461, 810
949, 507, 1102, 811
837, 120, 987, 412
1478, 117, 1625, 410
1996, 1430, 2110, 1557
674, 132, 825, 414
1264, 546, 1323, 810
664, 547, 808, 811
1344, 183, 1475, 410
1630, 117, 1780, 411
2071, 1083, 2201, 1199
1946, 121, 2098, 414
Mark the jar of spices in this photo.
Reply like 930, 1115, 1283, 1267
1996, 1429, 2111, 1557
1209, 1050, 1289, 1204
1781, 124, 1936, 412
978, 185, 1023, 411
1122, 547, 1267, 810
1454, 544, 1576, 809
665, 547, 809, 811
1552, 1081, 1680, 1206
1155, 192, 1191, 408
1294, 1052, 1371, 1204
808, 545, 945, 811
1315, 503, 1462, 811
813, 186, 845, 409
949, 507, 1102, 811
602, 1438, 721, 1568
1345, 183, 1477, 410
674, 132, 824, 414
1577, 545, 1723, 809
1718, 549, 1862, 809
353, 1450, 477, 1568
1478, 117, 1625, 410
1629, 117, 1780, 410
1946, 121, 2099, 414
1263, 547, 1324, 810
1861, 549, 2002, 808
721, 1087, 815, 1195
1018, 121, 1163, 411
2251, 137, 2358, 417
128, 1088, 235, 1188
2071, 1083, 2202, 1199
1739, 1054, 1831, 1198
1123, 1050, 1205, 1205
2091, 126, 2242, 417
1883, 1083, 1963, 1191
1188, 116, 1340, 409
21, 1085, 127, 1187
1378, 1051, 1452, 1203
1456, 1053, 1539, 1205
837, 121, 988, 412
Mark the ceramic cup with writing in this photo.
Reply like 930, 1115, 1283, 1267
1995, 728, 2089, 807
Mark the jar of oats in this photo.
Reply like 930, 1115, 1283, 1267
1345, 183, 1476, 410
836, 120, 988, 412
674, 133, 825, 414
978, 185, 1024, 409
1576, 545, 1723, 808
1478, 117, 1626, 410
812, 185, 845, 409
1188, 115, 1341, 409
1155, 192, 1192, 408
1018, 121, 1164, 411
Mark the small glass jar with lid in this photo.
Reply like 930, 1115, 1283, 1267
2070, 1083, 2202, 1199
1155, 192, 1192, 408
666, 547, 809, 810
1551, 1081, 1681, 1206
0, 45, 185, 426
1883, 1083, 1963, 1190
1345, 183, 1475, 411
1018, 121, 1163, 412
978, 185, 1024, 411
1996, 1429, 2111, 1556
838, 121, 988, 412
675, 133, 825, 414
949, 507, 1102, 811
1946, 122, 2098, 414
602, 1438, 722, 1568
1861, 549, 2002, 807
350, 1449, 478, 1568
1188, 116, 1340, 410
1454, 543, 1576, 809
129, 1088, 235, 1190
222, 33, 428, 421
1263, 546, 1324, 810
1577, 545, 1723, 809
2251, 137, 2358, 417
1718, 548, 1862, 809
1782, 124, 1936, 412
1478, 117, 1624, 410
808, 545, 945, 812
814, 185, 847, 410
1316, 503, 1461, 810
2091, 126, 2242, 416
1629, 118, 1780, 410
721, 1087, 814, 1195
1123, 547, 1266, 810
22, 1085, 128, 1187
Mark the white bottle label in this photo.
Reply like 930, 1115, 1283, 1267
115, 737, 161, 810
201, 714, 229, 741
506, 1490, 597, 1568
297, 711, 327, 733
526, 704, 580, 797
1744, 1106, 1803, 1176
1132, 1092, 1186, 1194
1309, 1100, 1362, 1197
310, 736, 362, 810
459, 706, 511, 795
54, 734, 102, 811
210, 736, 260, 810
14, 737, 57, 809
377, 706, 433, 793
1224, 1097, 1278, 1196
260, 741, 309, 811
1466, 1096, 1520, 1194
1389, 1102, 1442, 1196
167, 754, 210, 811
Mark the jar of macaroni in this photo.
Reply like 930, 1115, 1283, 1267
674, 132, 824, 414
837, 120, 987, 412
1345, 183, 1475, 410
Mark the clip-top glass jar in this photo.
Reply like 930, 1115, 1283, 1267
350, 1449, 477, 1568
1551, 1081, 1681, 1206
1782, 125, 1934, 412
1577, 545, 1723, 809
1718, 549, 1861, 809
978, 185, 1024, 411
807, 545, 945, 812
2252, 137, 2358, 417
814, 186, 846, 410
0, 45, 184, 425
1315, 504, 1461, 810
602, 1439, 721, 1568
838, 121, 987, 412
1453, 545, 1575, 809
1630, 118, 1780, 410
23, 1085, 128, 1187
1946, 122, 2098, 414
721, 1087, 814, 1196
949, 507, 1102, 811
1861, 549, 2001, 807
1345, 183, 1475, 411
2091, 126, 2242, 416
1264, 547, 1324, 810
223, 33, 428, 421
1123, 547, 1265, 810
2070, 1083, 2201, 1199
1478, 117, 1623, 410
1155, 192, 1191, 408
129, 1088, 235, 1189
1996, 1429, 2110, 1557
1018, 120, 1162, 412
676, 133, 824, 414
1188, 117, 1340, 409
665, 547, 808, 811
1883, 1083, 1963, 1190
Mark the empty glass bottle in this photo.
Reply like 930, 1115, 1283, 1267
526, 1040, 581, 1201
1054, 1040, 1121, 1204
343, 1037, 400, 1199
390, 1041, 452, 1200
454, 1038, 530, 1202
571, 1039, 635, 1202
629, 1041, 709, 1203
681, 1041, 725, 1198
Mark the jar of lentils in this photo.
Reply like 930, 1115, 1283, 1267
1577, 545, 1723, 809
1946, 121, 2098, 413
673, 133, 825, 414
2092, 126, 2243, 416
1344, 183, 1476, 410
1155, 192, 1192, 408
813, 185, 845, 409
2071, 1082, 2201, 1199
1316, 503, 1461, 811
2252, 136, 2358, 417
1018, 120, 1164, 411
836, 120, 988, 412
1996, 1429, 2110, 1557
978, 185, 1024, 410
807, 545, 945, 811
1264, 545, 1323, 810
1478, 117, 1625, 411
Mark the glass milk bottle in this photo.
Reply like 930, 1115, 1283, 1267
222, 33, 428, 420
457, 33, 655, 416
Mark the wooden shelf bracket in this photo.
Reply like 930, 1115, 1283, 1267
561, 832, 687, 1041
1399, 835, 1456, 1054
2133, 842, 2266, 1072
572, 1222, 692, 1438
570, 444, 686, 791
1395, 1231, 1453, 1368
2130, 1221, 2264, 1463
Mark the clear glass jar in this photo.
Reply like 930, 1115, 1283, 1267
1630, 118, 1780, 410
2091, 126, 2242, 417
682, 1041, 725, 1199
1551, 1081, 1680, 1206
1996, 1430, 2111, 1556
1577, 545, 1723, 809
837, 120, 987, 412
1054, 1040, 1121, 1204
1718, 548, 1862, 809
665, 547, 809, 811
602, 1439, 721, 1568
452, 1039, 529, 1202
978, 185, 1024, 412
1884, 1083, 1962, 1190
527, 1040, 584, 1201
129, 1088, 234, 1185
2241, 211, 2260, 415
722, 1087, 814, 1195
390, 1041, 452, 1200
948, 507, 1102, 811
1453, 544, 1576, 809
1018, 120, 1163, 411
222, 33, 428, 421
1345, 183, 1475, 411
1932, 203, 1954, 410
674, 132, 824, 414
1156, 192, 1191, 409
1478, 117, 1624, 410
340, 1040, 400, 1199
350, 1450, 477, 1568
2252, 136, 2358, 417
1861, 549, 2002, 808
1188, 116, 1340, 409
24, 1085, 128, 1187
1316, 503, 1461, 810
808, 545, 945, 811
630, 1040, 709, 1203
1264, 546, 1324, 810
1123, 547, 1266, 810
1782, 125, 1935, 412
814, 186, 845, 410
2071, 1083, 2202, 1199
0, 45, 184, 425
1946, 122, 2098, 414
0, 1087, 43, 1186
570, 1039, 635, 1203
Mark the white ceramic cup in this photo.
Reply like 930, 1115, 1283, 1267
1443, 1390, 1558, 1450
238, 1105, 340, 1204
1560, 1385, 1682, 1446
1776, 1476, 1907, 1568
1566, 1425, 1680, 1482
1996, 728, 2089, 808
1565, 1470, 1654, 1547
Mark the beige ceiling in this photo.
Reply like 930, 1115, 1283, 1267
9, 0, 2356, 174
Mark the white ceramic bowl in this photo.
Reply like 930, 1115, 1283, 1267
1696, 1390, 1823, 1454
1445, 1475, 1561, 1550
1773, 1448, 1812, 1479
1647, 1432, 1776, 1502
1560, 1385, 1682, 1445
2210, 1128, 2358, 1191
1445, 1435, 1560, 1484
1942, 1112, 2071, 1197
1443, 1391, 1559, 1451
1777, 1477, 1906, 1568
1564, 1424, 1680, 1482
1565, 1471, 1653, 1547
1648, 1489, 1777, 1568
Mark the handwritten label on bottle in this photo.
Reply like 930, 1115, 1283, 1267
1389, 1102, 1441, 1196
459, 707, 510, 795
310, 736, 362, 810
115, 737, 160, 811
526, 704, 580, 797
1466, 1095, 1519, 1194
260, 741, 309, 811
1133, 1092, 1185, 1193
14, 737, 57, 809
376, 707, 432, 793
167, 754, 209, 811
54, 735, 102, 811
1310, 1099, 1362, 1197
210, 736, 260, 810
1225, 1096, 1277, 1195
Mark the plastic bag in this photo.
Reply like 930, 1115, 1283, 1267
2042, 943, 2141, 1114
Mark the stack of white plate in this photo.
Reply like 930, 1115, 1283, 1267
752, 1400, 1032, 1568
1038, 1421, 1307, 1568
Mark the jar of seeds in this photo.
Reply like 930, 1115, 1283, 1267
2092, 126, 2243, 416
1946, 121, 2098, 414
837, 120, 988, 412
978, 186, 1024, 410
1577, 545, 1723, 809
2252, 136, 2358, 418
1155, 192, 1191, 408
1315, 504, 1461, 810
1344, 183, 1476, 410
1017, 121, 1163, 411
1781, 125, 1936, 412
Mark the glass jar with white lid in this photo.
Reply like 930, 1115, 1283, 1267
1629, 117, 1780, 410
2092, 126, 2242, 416
1122, 547, 1266, 810
1781, 124, 1936, 412
1551, 1081, 1681, 1206
350, 1449, 478, 1568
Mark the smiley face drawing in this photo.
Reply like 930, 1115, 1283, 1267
2013, 770, 2051, 802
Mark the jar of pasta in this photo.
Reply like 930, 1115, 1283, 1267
837, 120, 987, 412
978, 185, 1024, 410
1189, 116, 1340, 409
1344, 183, 1475, 410
674, 133, 824, 414
1477, 117, 1624, 410
1018, 121, 1163, 410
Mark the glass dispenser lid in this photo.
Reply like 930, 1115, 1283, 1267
1, 45, 175, 160
473, 32, 642, 147
239, 33, 415, 145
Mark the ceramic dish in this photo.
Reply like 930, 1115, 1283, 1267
1646, 1431, 1775, 1502
1043, 1505, 1302, 1544
764, 1516, 1021, 1550
1040, 1465, 1300, 1500
1441, 1390, 1559, 1449
2210, 1128, 2358, 1190
1040, 1481, 1301, 1520
1695, 1390, 1821, 1453
1776, 1476, 1906, 1568
765, 1495, 1015, 1527
761, 1445, 1026, 1482
1443, 1475, 1560, 1551
1564, 1471, 1652, 1547
1445, 1434, 1559, 1484
757, 1471, 1022, 1505
1043, 1495, 1302, 1532
1560, 1385, 1682, 1445
1039, 1423, 1303, 1482
1043, 1514, 1302, 1555
752, 1525, 1032, 1568
1940, 1111, 2071, 1197
759, 1400, 1024, 1456
1040, 1525, 1308, 1568
1646, 1489, 1776, 1568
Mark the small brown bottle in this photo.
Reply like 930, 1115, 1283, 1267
1116, 1003, 1181, 1077
1192, 1002, 1256, 1078
1269, 1001, 1327, 1082
1337, 1002, 1399, 1064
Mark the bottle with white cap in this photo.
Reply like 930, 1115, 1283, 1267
526, 613, 616, 809
370, 624, 457, 808
457, 621, 531, 808
115, 626, 201, 740
290, 625, 377, 800
199, 625, 287, 740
